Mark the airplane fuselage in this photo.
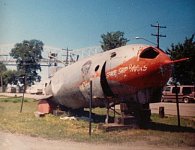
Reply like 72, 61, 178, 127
43, 44, 172, 109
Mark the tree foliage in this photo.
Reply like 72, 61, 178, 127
166, 34, 195, 84
0, 62, 7, 87
100, 31, 129, 51
0, 62, 7, 74
0, 62, 23, 87
2, 70, 20, 86
10, 39, 44, 86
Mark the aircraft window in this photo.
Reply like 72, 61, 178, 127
140, 47, 159, 59
95, 65, 100, 71
49, 80, 51, 85
110, 52, 116, 58
45, 83, 47, 87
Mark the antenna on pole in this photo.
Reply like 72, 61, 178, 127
151, 22, 166, 48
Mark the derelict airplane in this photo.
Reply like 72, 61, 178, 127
38, 44, 187, 125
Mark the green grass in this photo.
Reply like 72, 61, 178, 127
0, 96, 29, 103
0, 97, 195, 147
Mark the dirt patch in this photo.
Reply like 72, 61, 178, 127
0, 131, 194, 150
0, 96, 8, 98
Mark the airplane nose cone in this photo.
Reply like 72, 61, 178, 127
126, 48, 173, 88
139, 46, 172, 84
106, 46, 173, 90
145, 50, 173, 87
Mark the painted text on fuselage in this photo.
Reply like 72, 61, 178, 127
107, 64, 148, 77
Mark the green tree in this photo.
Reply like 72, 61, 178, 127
2, 70, 20, 86
0, 62, 7, 74
100, 31, 129, 51
0, 62, 7, 91
10, 39, 44, 86
166, 34, 195, 84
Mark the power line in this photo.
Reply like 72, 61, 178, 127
151, 22, 166, 48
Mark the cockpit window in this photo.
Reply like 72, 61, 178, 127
140, 47, 159, 59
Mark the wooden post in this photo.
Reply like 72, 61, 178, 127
20, 75, 26, 113
105, 100, 109, 124
159, 106, 164, 118
175, 82, 180, 127
0, 75, 3, 92
113, 102, 116, 120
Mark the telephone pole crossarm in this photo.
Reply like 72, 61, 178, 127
62, 48, 73, 66
151, 22, 166, 48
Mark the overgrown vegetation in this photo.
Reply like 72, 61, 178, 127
0, 97, 194, 147
166, 34, 195, 84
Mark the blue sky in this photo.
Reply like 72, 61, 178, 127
0, 0, 195, 51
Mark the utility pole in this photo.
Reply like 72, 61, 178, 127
62, 48, 73, 66
0, 75, 3, 92
151, 22, 166, 48
20, 74, 26, 113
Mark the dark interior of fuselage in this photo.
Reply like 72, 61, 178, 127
139, 47, 159, 59
100, 62, 114, 97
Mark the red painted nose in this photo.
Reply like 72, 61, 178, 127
124, 47, 173, 88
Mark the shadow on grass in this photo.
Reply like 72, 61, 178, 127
92, 113, 113, 123
57, 108, 195, 133
144, 122, 195, 133
73, 110, 114, 124
91, 113, 195, 133
78, 111, 109, 123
